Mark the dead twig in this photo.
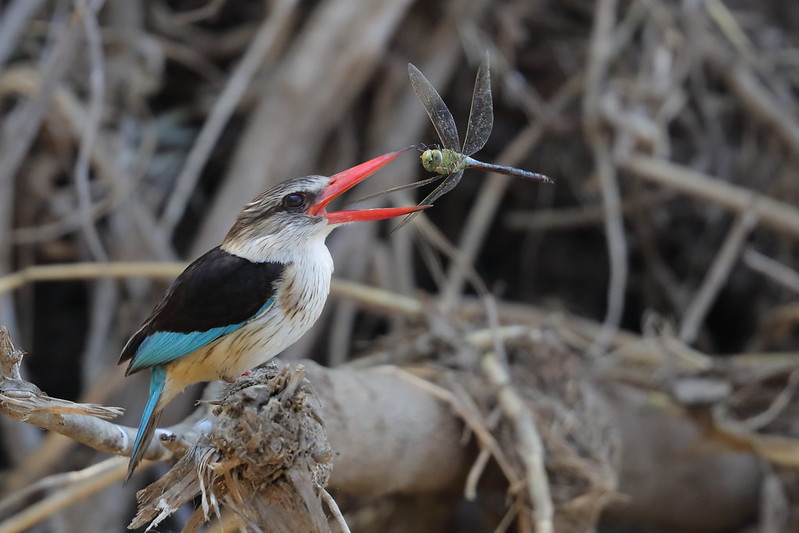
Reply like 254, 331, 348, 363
0, 0, 45, 71
504, 191, 672, 232
743, 248, 799, 295
0, 328, 121, 421
482, 353, 554, 533
0, 457, 127, 533
678, 209, 758, 344
705, 41, 799, 159
318, 485, 352, 533
159, 0, 299, 236
583, 0, 627, 357
74, 0, 108, 262
0, 327, 176, 466
0, 262, 186, 294
622, 155, 799, 238
0, 261, 638, 354
380, 366, 522, 488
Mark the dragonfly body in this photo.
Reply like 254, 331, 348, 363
421, 148, 552, 183
401, 57, 551, 226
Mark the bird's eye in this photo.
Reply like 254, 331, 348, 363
282, 193, 307, 211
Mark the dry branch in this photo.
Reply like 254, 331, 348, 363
623, 155, 799, 238
0, 305, 792, 532
583, 0, 628, 357
0, 327, 170, 464
482, 353, 553, 533
0, 327, 121, 421
0, 458, 127, 533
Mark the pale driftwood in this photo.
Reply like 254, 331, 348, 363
0, 321, 778, 533
310, 361, 468, 496
123, 360, 767, 533
128, 361, 467, 532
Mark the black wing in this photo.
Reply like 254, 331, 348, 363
119, 247, 284, 368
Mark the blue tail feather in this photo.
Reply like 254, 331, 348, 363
127, 365, 166, 481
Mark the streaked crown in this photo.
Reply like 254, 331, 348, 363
222, 175, 334, 262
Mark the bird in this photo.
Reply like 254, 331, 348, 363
119, 149, 426, 480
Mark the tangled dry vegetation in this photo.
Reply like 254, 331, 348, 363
1, 0, 799, 532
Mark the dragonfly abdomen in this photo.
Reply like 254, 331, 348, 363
464, 156, 553, 184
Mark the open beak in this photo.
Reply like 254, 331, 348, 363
308, 149, 431, 225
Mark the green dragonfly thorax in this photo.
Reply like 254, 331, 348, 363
420, 148, 468, 175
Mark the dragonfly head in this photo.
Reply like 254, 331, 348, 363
420, 149, 444, 173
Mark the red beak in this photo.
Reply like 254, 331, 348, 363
308, 149, 430, 224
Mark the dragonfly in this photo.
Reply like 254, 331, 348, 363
396, 57, 552, 227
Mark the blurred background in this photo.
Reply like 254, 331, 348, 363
0, 0, 798, 531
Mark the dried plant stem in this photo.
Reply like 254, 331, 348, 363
482, 353, 553, 533
737, 369, 799, 431
0, 0, 89, 377
74, 0, 108, 262
0, 5, 81, 195
584, 0, 627, 356
623, 155, 799, 238
382, 366, 521, 487
743, 248, 799, 294
504, 191, 671, 231
464, 447, 492, 501
679, 209, 758, 344
0, 262, 186, 294
706, 44, 799, 158
0, 457, 127, 533
0, 261, 636, 354
318, 486, 351, 533
159, 0, 299, 236
0, 0, 45, 70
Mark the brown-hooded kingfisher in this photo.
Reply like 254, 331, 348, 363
119, 149, 425, 480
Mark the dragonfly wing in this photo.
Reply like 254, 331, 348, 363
408, 63, 460, 150
392, 171, 464, 232
419, 170, 464, 206
461, 56, 493, 157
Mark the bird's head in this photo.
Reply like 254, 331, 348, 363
222, 150, 427, 261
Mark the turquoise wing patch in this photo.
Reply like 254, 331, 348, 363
128, 297, 274, 372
